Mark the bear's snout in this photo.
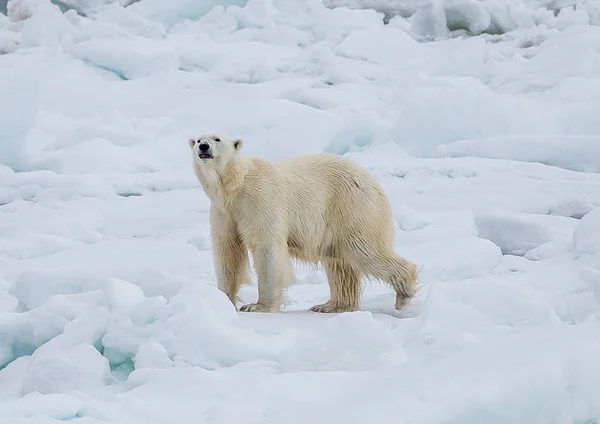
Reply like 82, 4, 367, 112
198, 142, 213, 159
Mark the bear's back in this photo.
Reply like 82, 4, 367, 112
273, 153, 387, 206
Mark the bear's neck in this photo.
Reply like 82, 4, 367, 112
194, 158, 249, 210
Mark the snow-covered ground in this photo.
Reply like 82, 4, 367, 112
2, 0, 600, 422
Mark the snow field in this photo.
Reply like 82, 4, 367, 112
2, 0, 600, 422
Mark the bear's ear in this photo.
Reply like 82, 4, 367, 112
233, 138, 243, 151
188, 138, 196, 149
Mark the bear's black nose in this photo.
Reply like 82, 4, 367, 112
199, 142, 210, 152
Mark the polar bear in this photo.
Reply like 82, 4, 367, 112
189, 133, 419, 313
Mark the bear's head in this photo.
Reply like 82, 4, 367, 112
188, 133, 243, 168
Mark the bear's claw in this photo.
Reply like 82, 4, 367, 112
239, 302, 272, 312
310, 302, 355, 313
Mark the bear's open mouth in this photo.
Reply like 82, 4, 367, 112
199, 153, 213, 159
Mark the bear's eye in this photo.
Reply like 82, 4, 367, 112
214, 137, 220, 142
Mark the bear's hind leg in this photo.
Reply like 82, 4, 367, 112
240, 243, 294, 312
363, 248, 418, 310
310, 260, 361, 313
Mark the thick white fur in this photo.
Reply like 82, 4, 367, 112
189, 133, 419, 313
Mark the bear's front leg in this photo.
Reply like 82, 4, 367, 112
240, 244, 293, 312
210, 206, 250, 308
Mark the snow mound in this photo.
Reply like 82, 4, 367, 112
22, 343, 110, 395
126, 0, 249, 28
11, 268, 107, 310
395, 209, 478, 245
324, 0, 599, 38
134, 341, 173, 369
572, 207, 600, 258
1, 273, 296, 385
389, 91, 561, 158
401, 236, 502, 281
0, 392, 89, 421
53, 0, 136, 16
432, 135, 600, 173
421, 277, 562, 334
280, 312, 407, 372
70, 38, 179, 80
475, 211, 577, 256
536, 197, 597, 220
0, 306, 70, 369
4, 0, 84, 48
409, 0, 553, 39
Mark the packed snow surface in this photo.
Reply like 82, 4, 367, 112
2, 0, 600, 422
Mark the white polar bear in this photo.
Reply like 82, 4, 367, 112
189, 133, 419, 313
